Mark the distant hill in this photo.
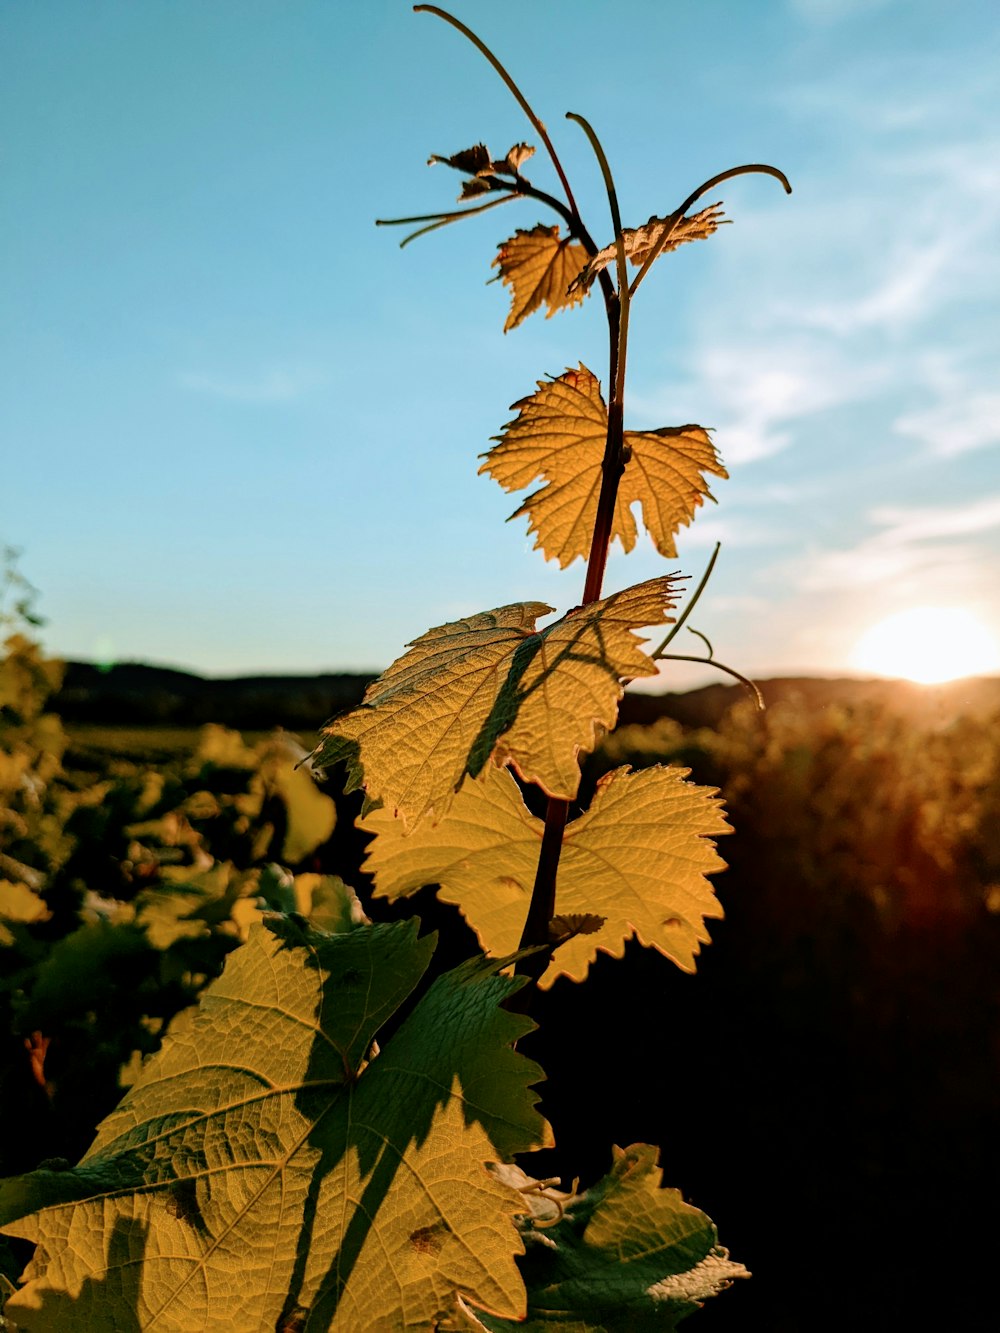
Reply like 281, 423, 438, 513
619, 673, 1000, 729
53, 660, 1000, 732
55, 661, 376, 732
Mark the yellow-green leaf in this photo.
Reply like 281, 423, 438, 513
312, 579, 678, 829
361, 762, 729, 986
258, 735, 337, 865
480, 366, 726, 568
492, 225, 590, 332
471, 1145, 749, 1329
0, 917, 550, 1331
0, 879, 50, 926
577, 204, 728, 290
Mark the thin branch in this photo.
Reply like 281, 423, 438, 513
653, 542, 720, 655
414, 5, 581, 217
629, 163, 791, 297
411, 7, 619, 322
566, 112, 630, 409
686, 626, 715, 657
377, 194, 518, 247
656, 653, 765, 710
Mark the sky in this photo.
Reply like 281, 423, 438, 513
3, 0, 999, 689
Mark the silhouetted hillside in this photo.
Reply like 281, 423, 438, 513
618, 672, 1000, 728
54, 661, 376, 731
54, 660, 1000, 732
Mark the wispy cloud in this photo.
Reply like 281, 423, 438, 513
641, 64, 1000, 475
869, 496, 1000, 544
888, 348, 1000, 458
178, 365, 327, 403
675, 514, 786, 550
787, 0, 894, 23
895, 390, 1000, 458
634, 335, 885, 466
796, 234, 959, 337
789, 161, 999, 339
798, 494, 1000, 590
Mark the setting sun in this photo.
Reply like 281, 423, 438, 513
850, 607, 1000, 684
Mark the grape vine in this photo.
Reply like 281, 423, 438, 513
0, 8, 791, 1329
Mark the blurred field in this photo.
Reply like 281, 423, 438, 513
63, 722, 315, 766
3, 634, 998, 1329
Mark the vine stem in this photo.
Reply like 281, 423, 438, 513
408, 11, 771, 995
405, 9, 626, 994
515, 115, 632, 989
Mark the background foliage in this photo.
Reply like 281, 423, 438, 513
2, 629, 997, 1326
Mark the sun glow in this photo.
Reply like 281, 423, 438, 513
850, 607, 1000, 684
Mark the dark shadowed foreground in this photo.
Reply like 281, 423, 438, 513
3, 658, 997, 1329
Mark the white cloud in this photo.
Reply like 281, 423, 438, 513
891, 349, 1000, 457
895, 391, 1000, 458
798, 234, 958, 337
674, 515, 783, 550
178, 365, 327, 403
634, 337, 884, 465
868, 495, 1000, 544
798, 494, 1000, 590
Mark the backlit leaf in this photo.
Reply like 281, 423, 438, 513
576, 205, 728, 290
492, 225, 590, 332
480, 366, 726, 568
494, 143, 535, 177
260, 734, 337, 865
0, 879, 49, 926
0, 916, 550, 1331
429, 143, 493, 175
311, 579, 679, 829
462, 176, 495, 200
361, 763, 729, 986
473, 1145, 749, 1329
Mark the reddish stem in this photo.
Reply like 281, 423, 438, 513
515, 300, 627, 989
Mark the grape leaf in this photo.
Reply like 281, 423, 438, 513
0, 878, 50, 948
0, 915, 550, 1331
361, 763, 729, 986
576, 205, 728, 291
0, 879, 49, 926
429, 143, 493, 175
429, 143, 535, 180
480, 366, 726, 568
261, 735, 337, 865
311, 579, 679, 829
467, 1146, 748, 1330
494, 143, 535, 177
492, 225, 591, 332
290, 872, 372, 933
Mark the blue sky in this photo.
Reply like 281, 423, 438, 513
3, 0, 998, 687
